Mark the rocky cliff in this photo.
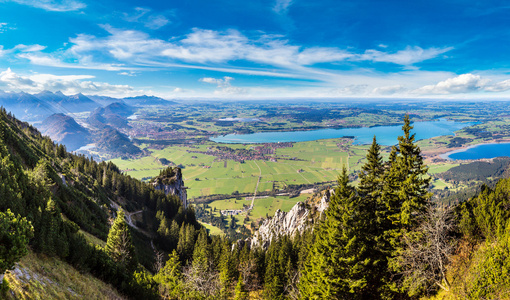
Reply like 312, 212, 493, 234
247, 189, 333, 249
151, 167, 188, 208
248, 201, 311, 249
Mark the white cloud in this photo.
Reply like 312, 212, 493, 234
0, 23, 7, 33
0, 68, 142, 97
14, 44, 47, 52
44, 26, 450, 74
173, 87, 183, 93
199, 76, 247, 95
413, 73, 489, 94
372, 85, 406, 95
18, 52, 131, 71
273, 0, 293, 13
7, 0, 86, 11
485, 79, 510, 92
0, 43, 47, 57
145, 15, 170, 30
122, 7, 171, 30
118, 71, 137, 76
357, 46, 453, 65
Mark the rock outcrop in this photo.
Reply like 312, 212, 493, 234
248, 201, 310, 249
317, 189, 332, 213
151, 167, 188, 208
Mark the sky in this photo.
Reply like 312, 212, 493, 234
1, 0, 510, 99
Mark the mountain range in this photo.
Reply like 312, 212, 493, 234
0, 90, 176, 122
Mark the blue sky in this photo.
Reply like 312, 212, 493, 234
1, 0, 510, 99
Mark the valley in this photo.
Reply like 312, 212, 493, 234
4, 91, 510, 238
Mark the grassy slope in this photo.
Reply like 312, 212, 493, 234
5, 251, 124, 300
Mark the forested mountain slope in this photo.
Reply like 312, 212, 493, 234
0, 107, 198, 299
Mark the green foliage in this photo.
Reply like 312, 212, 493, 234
155, 250, 183, 299
130, 269, 159, 300
0, 277, 9, 296
234, 274, 248, 300
0, 209, 33, 274
300, 116, 433, 299
264, 235, 294, 299
105, 209, 138, 272
438, 157, 510, 182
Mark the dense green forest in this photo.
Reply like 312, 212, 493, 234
1, 111, 510, 299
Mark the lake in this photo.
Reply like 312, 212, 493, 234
444, 142, 510, 160
211, 119, 477, 146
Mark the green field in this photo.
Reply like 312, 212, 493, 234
111, 138, 369, 199
198, 221, 225, 236
110, 134, 473, 229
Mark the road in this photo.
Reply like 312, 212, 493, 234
249, 161, 262, 210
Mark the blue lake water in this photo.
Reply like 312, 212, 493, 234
446, 143, 510, 160
211, 119, 477, 146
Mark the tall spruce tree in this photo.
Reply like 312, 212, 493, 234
299, 167, 355, 299
391, 114, 431, 228
382, 115, 432, 297
155, 250, 183, 299
233, 273, 248, 300
105, 209, 137, 272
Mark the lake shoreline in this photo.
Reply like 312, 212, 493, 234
439, 139, 510, 160
211, 119, 477, 146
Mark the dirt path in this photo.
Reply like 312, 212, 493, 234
249, 161, 262, 210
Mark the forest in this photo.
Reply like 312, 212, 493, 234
0, 111, 510, 299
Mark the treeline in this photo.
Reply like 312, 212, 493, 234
438, 157, 510, 182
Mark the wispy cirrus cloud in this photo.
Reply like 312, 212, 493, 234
273, 0, 293, 14
5, 0, 86, 12
0, 68, 142, 97
122, 7, 172, 30
53, 26, 451, 71
8, 25, 459, 97
0, 43, 47, 57
358, 46, 453, 65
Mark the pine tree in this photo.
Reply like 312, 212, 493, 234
233, 273, 248, 300
299, 167, 355, 299
392, 114, 431, 228
0, 209, 33, 282
355, 136, 389, 297
381, 115, 432, 297
192, 228, 211, 270
105, 209, 137, 272
219, 240, 237, 296
155, 250, 182, 300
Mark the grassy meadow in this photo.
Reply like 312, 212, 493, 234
111, 138, 368, 199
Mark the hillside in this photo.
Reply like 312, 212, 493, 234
87, 102, 135, 129
0, 107, 199, 299
5, 251, 124, 299
39, 113, 91, 151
